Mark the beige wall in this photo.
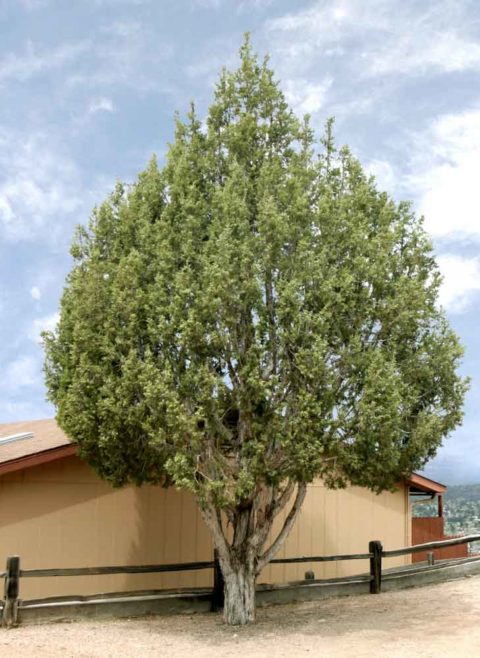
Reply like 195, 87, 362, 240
261, 480, 410, 584
0, 456, 409, 600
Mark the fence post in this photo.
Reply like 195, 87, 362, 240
3, 556, 20, 627
369, 541, 383, 594
212, 549, 225, 612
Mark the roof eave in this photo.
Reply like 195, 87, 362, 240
406, 472, 447, 495
0, 444, 77, 476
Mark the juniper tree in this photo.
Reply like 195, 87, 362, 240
43, 37, 467, 625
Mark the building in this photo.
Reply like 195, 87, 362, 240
410, 473, 468, 562
0, 418, 438, 601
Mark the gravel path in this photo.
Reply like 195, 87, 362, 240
1, 577, 480, 657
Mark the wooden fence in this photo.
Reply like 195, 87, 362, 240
3, 533, 480, 627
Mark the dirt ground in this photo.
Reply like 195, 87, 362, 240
1, 577, 480, 657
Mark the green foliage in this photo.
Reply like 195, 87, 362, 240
43, 36, 468, 508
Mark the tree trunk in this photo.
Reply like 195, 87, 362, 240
223, 562, 256, 625
198, 483, 307, 625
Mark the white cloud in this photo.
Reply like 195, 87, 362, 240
408, 107, 480, 239
4, 355, 39, 389
238, 0, 274, 9
91, 0, 145, 5
0, 23, 171, 96
0, 128, 113, 244
0, 196, 14, 223
18, 0, 50, 9
365, 159, 396, 195
99, 20, 142, 39
268, 2, 351, 36
0, 130, 84, 242
436, 254, 480, 314
88, 97, 116, 114
194, 0, 273, 9
27, 266, 58, 300
29, 312, 60, 343
0, 400, 49, 421
30, 286, 41, 301
283, 77, 332, 115
184, 36, 238, 86
366, 23, 480, 77
0, 39, 90, 85
66, 21, 173, 92
193, 0, 222, 8
266, 1, 480, 79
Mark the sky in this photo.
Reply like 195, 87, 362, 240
0, 0, 479, 485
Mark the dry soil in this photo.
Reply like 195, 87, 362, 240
1, 576, 480, 657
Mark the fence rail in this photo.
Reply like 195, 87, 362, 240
3, 533, 480, 628
271, 552, 371, 564
20, 561, 215, 579
382, 533, 480, 558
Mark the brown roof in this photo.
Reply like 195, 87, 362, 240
0, 419, 449, 496
0, 418, 76, 476
406, 472, 447, 495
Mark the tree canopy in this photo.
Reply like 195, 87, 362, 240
43, 36, 468, 625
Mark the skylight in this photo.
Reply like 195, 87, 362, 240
0, 432, 34, 446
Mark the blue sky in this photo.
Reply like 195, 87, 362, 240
1, 0, 479, 484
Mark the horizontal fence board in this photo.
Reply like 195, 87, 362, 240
20, 561, 215, 578
271, 553, 372, 564
20, 587, 215, 608
21, 588, 215, 609
383, 534, 480, 558
20, 555, 373, 579
12, 534, 480, 581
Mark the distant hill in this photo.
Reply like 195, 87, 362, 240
413, 483, 480, 537
444, 484, 480, 502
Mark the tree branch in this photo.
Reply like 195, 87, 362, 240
256, 481, 307, 575
270, 480, 295, 519
250, 480, 294, 553
198, 498, 230, 562
265, 266, 278, 377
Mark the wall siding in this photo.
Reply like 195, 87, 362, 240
0, 456, 409, 599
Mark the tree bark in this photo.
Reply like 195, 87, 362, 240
222, 561, 256, 625
198, 482, 307, 625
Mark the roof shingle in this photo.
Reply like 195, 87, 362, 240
0, 418, 72, 465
